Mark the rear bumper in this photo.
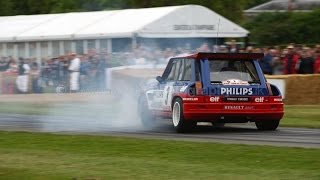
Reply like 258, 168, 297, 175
183, 102, 284, 121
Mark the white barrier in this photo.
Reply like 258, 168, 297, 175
267, 79, 286, 98
106, 64, 166, 89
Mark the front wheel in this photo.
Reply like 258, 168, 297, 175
255, 120, 280, 130
172, 98, 196, 133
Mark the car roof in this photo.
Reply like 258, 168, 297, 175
172, 52, 264, 60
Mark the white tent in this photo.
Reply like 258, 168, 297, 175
0, 5, 249, 60
0, 5, 248, 42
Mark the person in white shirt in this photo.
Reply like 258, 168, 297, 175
16, 58, 30, 93
68, 53, 81, 92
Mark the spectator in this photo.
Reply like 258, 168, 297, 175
314, 50, 320, 73
68, 53, 81, 93
198, 43, 210, 52
259, 48, 273, 75
16, 58, 30, 93
0, 57, 9, 72
282, 45, 300, 74
96, 55, 107, 89
6, 58, 18, 73
228, 40, 238, 53
297, 47, 314, 74
30, 62, 42, 93
246, 46, 254, 53
271, 49, 284, 75
218, 45, 228, 53
132, 51, 146, 65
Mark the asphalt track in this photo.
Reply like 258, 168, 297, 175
0, 113, 319, 149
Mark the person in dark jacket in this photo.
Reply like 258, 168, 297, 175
298, 48, 314, 74
259, 48, 273, 75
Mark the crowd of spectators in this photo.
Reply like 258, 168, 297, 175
0, 41, 319, 94
242, 43, 320, 75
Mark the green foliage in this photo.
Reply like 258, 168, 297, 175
244, 9, 320, 45
0, 0, 260, 23
0, 0, 14, 16
244, 0, 270, 9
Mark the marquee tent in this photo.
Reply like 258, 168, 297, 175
0, 5, 248, 41
0, 5, 249, 60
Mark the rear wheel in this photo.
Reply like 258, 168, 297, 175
255, 120, 280, 130
138, 96, 156, 128
172, 98, 196, 133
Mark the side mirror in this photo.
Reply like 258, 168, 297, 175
156, 76, 163, 83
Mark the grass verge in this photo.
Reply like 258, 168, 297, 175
0, 131, 319, 179
280, 105, 320, 128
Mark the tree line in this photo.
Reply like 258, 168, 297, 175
244, 9, 320, 45
0, 0, 268, 23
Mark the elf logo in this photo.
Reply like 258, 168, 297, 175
255, 97, 264, 102
221, 88, 253, 95
209, 96, 220, 102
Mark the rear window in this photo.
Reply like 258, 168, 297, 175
209, 59, 260, 83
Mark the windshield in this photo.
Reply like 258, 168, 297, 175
209, 59, 260, 83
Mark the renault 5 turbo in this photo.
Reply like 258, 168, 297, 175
138, 52, 284, 133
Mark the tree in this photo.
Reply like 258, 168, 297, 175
0, 0, 267, 24
0, 0, 14, 16
244, 10, 320, 45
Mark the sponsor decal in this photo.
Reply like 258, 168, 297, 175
183, 98, 199, 101
173, 25, 215, 31
273, 98, 283, 102
209, 96, 220, 102
225, 97, 249, 102
254, 97, 264, 102
222, 79, 249, 85
221, 87, 253, 95
224, 105, 255, 110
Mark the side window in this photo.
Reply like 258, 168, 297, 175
195, 60, 201, 81
166, 60, 181, 81
178, 59, 192, 81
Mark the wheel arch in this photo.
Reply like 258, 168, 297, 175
171, 96, 182, 110
270, 84, 281, 96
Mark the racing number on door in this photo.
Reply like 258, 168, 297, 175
164, 86, 170, 105
163, 85, 174, 107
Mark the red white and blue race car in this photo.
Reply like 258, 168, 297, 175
138, 52, 284, 133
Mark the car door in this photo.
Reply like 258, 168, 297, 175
161, 59, 181, 110
146, 59, 180, 111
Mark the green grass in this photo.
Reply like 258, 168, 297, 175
0, 131, 319, 179
0, 102, 117, 118
0, 102, 319, 128
280, 105, 320, 128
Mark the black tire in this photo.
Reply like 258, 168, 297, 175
172, 98, 196, 133
138, 96, 156, 128
255, 120, 280, 130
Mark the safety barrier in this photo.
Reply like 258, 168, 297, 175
266, 74, 320, 105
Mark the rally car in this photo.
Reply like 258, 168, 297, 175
138, 52, 284, 133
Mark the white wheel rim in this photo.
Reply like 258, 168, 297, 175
172, 102, 181, 127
